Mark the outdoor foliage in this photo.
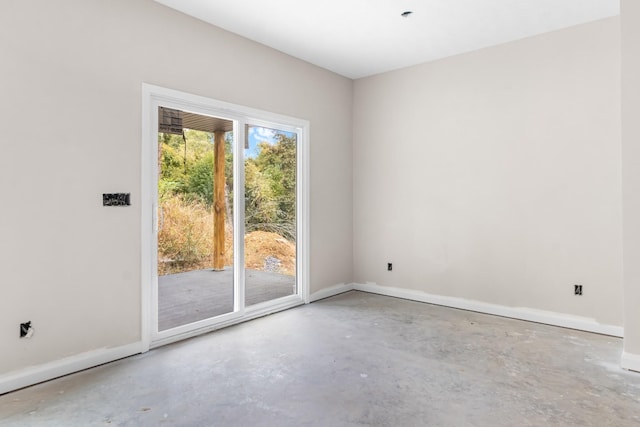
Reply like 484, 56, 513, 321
157, 129, 296, 274
245, 134, 296, 240
158, 196, 211, 275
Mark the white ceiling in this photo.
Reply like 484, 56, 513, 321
154, 0, 619, 79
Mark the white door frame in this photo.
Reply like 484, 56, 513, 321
141, 83, 310, 351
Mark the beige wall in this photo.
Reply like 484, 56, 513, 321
0, 0, 353, 374
353, 18, 622, 326
622, 1, 640, 357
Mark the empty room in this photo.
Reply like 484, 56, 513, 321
2, 0, 640, 425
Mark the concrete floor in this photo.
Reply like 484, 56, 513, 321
2, 291, 640, 426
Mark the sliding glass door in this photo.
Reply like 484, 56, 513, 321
143, 85, 308, 348
156, 109, 235, 332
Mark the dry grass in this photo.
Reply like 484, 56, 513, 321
158, 197, 233, 275
244, 231, 296, 276
158, 197, 295, 277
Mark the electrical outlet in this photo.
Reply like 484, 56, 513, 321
387, 263, 392, 271
20, 321, 32, 338
574, 285, 583, 296
103, 193, 131, 206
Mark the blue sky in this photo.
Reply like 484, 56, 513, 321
246, 126, 294, 159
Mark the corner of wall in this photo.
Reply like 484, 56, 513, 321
310, 283, 355, 303
621, 351, 640, 373
622, 0, 640, 362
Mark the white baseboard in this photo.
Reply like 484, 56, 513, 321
353, 282, 624, 337
309, 283, 355, 302
1, 284, 626, 395
1, 283, 351, 395
622, 352, 640, 372
0, 342, 142, 395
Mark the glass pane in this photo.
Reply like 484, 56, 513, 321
244, 125, 297, 306
157, 108, 235, 331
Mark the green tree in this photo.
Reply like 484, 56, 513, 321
159, 129, 218, 202
187, 151, 214, 204
245, 133, 296, 240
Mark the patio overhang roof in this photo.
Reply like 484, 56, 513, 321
158, 106, 233, 134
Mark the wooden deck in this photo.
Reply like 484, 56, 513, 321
158, 267, 295, 331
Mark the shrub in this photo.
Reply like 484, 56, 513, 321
158, 196, 233, 275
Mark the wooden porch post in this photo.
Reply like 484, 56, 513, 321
213, 130, 226, 271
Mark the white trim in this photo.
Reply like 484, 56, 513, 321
309, 283, 355, 302
153, 306, 244, 343
353, 283, 624, 337
299, 124, 311, 304
141, 84, 309, 131
621, 352, 640, 373
140, 84, 154, 353
151, 297, 304, 349
0, 342, 141, 395
234, 122, 245, 314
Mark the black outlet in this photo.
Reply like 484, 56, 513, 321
103, 193, 131, 206
20, 321, 31, 338
574, 285, 583, 295
387, 263, 392, 271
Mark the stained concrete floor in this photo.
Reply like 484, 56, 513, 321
2, 291, 640, 426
